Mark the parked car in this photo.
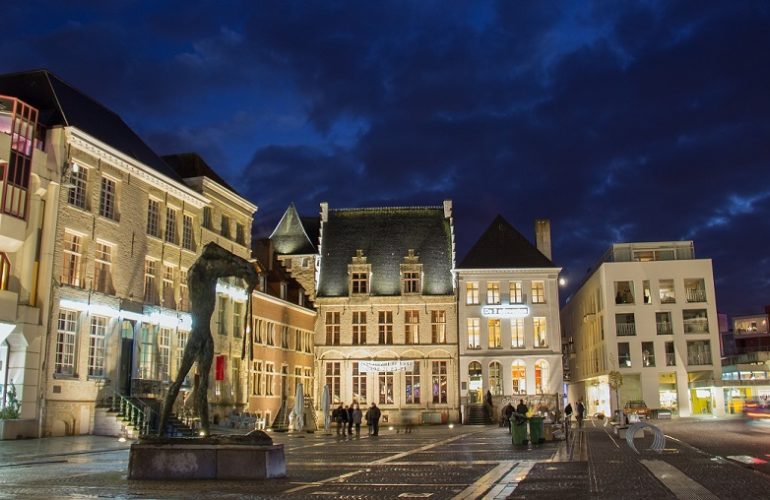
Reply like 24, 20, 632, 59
623, 400, 649, 420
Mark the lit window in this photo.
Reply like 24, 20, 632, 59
378, 311, 393, 344
99, 177, 117, 220
93, 242, 114, 295
488, 319, 501, 348
143, 259, 158, 304
432, 361, 448, 403
511, 318, 525, 348
352, 311, 366, 345
467, 318, 480, 349
176, 330, 189, 374
0, 252, 9, 291
509, 281, 523, 303
62, 232, 83, 287
379, 371, 394, 404
466, 281, 479, 305
403, 271, 420, 294
431, 310, 446, 343
405, 310, 419, 344
353, 362, 367, 404
67, 166, 88, 209
158, 328, 171, 380
351, 272, 368, 294
489, 361, 502, 396
531, 281, 545, 303
179, 270, 189, 311
147, 199, 161, 238
326, 361, 341, 403
405, 363, 421, 404
162, 265, 176, 308
56, 309, 78, 376
512, 361, 526, 395
533, 317, 547, 347
182, 214, 195, 251
138, 325, 156, 379
535, 360, 548, 394
487, 282, 500, 304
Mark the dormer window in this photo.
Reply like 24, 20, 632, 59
401, 249, 422, 295
348, 249, 371, 296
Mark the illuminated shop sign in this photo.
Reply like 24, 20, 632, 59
359, 360, 415, 373
481, 305, 530, 318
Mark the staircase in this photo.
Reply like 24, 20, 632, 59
269, 400, 290, 432
465, 404, 490, 425
93, 406, 139, 438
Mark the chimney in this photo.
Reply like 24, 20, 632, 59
535, 219, 552, 261
320, 201, 329, 222
443, 199, 452, 219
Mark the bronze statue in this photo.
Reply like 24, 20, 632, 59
158, 242, 258, 436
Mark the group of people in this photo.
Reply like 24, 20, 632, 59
564, 399, 585, 428
501, 399, 531, 428
331, 402, 382, 436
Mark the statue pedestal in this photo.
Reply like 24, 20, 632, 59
128, 433, 286, 480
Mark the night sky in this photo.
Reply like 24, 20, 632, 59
3, 1, 769, 317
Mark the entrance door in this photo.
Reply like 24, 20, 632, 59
119, 320, 135, 395
468, 361, 483, 404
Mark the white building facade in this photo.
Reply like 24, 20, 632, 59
561, 241, 723, 418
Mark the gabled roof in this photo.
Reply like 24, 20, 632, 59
0, 69, 183, 182
270, 204, 319, 255
317, 205, 454, 297
458, 215, 555, 269
163, 153, 235, 192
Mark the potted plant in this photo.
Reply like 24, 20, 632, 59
0, 381, 32, 440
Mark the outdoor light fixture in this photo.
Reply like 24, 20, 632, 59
559, 277, 566, 286
388, 426, 394, 431
199, 431, 206, 437
448, 424, 454, 429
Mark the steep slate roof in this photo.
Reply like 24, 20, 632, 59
163, 153, 236, 192
458, 215, 555, 269
270, 204, 319, 255
0, 69, 183, 182
318, 206, 453, 297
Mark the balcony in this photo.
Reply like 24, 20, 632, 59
683, 318, 709, 334
656, 322, 673, 335
685, 288, 706, 303
616, 322, 636, 336
665, 353, 676, 366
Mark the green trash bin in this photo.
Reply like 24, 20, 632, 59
511, 418, 528, 445
529, 416, 545, 444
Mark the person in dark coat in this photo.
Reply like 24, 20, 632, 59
367, 402, 381, 436
334, 404, 346, 435
576, 399, 585, 428
346, 404, 355, 435
503, 402, 514, 430
352, 403, 363, 436
514, 399, 529, 425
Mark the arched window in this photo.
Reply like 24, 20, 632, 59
535, 360, 549, 394
468, 361, 482, 377
489, 361, 502, 395
511, 360, 526, 395
0, 252, 9, 290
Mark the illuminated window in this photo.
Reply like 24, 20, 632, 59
87, 316, 108, 378
488, 319, 501, 348
165, 207, 178, 244
467, 318, 480, 349
378, 371, 394, 405
531, 281, 545, 303
162, 264, 176, 309
55, 309, 78, 376
466, 281, 479, 305
147, 199, 161, 237
352, 311, 366, 345
138, 325, 156, 379
487, 282, 500, 304
351, 272, 368, 294
99, 177, 117, 220
182, 214, 195, 251
176, 330, 189, 374
67, 165, 88, 209
684, 278, 706, 303
533, 317, 547, 347
93, 242, 114, 295
511, 361, 526, 395
0, 252, 9, 291
405, 310, 419, 344
179, 270, 189, 311
511, 318, 525, 348
326, 361, 341, 403
158, 328, 171, 380
378, 311, 393, 344
62, 232, 83, 287
509, 281, 523, 303
405, 363, 420, 404
431, 310, 446, 343
325, 312, 340, 345
432, 361, 448, 404
403, 271, 420, 294
659, 279, 676, 303
143, 259, 158, 304
535, 360, 548, 394
352, 361, 367, 404
489, 361, 502, 395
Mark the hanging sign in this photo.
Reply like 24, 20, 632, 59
359, 360, 415, 373
481, 305, 530, 318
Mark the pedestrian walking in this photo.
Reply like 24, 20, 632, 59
352, 403, 362, 436
576, 399, 585, 428
347, 404, 354, 435
503, 402, 514, 430
564, 402, 573, 425
368, 402, 381, 436
334, 404, 346, 435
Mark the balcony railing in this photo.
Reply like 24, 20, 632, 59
687, 352, 712, 365
685, 289, 707, 302
656, 322, 673, 335
616, 322, 636, 336
683, 318, 709, 333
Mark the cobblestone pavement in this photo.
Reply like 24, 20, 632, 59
0, 425, 558, 499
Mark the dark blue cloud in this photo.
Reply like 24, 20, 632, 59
1, 0, 769, 315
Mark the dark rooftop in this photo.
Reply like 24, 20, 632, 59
458, 215, 555, 269
270, 204, 319, 255
0, 69, 183, 182
317, 205, 454, 297
163, 152, 236, 193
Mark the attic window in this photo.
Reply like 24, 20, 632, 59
351, 272, 368, 294
401, 250, 422, 295
349, 250, 370, 296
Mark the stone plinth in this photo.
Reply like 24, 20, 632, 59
128, 432, 286, 480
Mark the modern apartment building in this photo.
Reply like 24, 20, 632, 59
456, 216, 563, 416
561, 241, 723, 418
720, 308, 770, 413
0, 70, 256, 437
311, 202, 459, 425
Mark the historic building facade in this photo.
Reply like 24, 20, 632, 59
310, 202, 460, 425
456, 216, 563, 419
561, 241, 723, 418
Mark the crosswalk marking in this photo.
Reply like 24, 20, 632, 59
640, 459, 719, 500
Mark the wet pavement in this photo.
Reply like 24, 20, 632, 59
1, 420, 769, 498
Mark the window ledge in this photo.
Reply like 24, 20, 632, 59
53, 373, 79, 380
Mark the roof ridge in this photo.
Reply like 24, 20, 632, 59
332, 205, 443, 212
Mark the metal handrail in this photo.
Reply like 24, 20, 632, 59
110, 391, 156, 436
